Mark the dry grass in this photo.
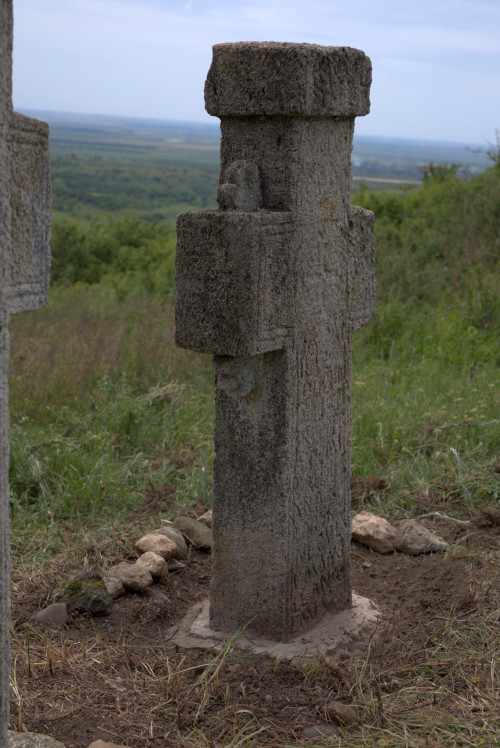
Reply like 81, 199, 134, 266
9, 285, 200, 417
8, 523, 500, 747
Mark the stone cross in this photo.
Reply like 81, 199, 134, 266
1, 0, 51, 740
176, 42, 374, 640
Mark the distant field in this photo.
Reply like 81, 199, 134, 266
351, 132, 489, 183
22, 110, 490, 222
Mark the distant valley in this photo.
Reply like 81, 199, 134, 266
21, 109, 491, 223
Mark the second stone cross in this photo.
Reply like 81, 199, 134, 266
176, 42, 374, 640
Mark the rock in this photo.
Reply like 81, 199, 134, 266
87, 741, 132, 748
8, 731, 66, 747
107, 562, 153, 592
172, 516, 212, 549
103, 576, 126, 599
152, 526, 187, 558
33, 603, 68, 626
302, 722, 338, 738
135, 551, 167, 579
351, 511, 396, 554
197, 508, 212, 528
324, 700, 358, 725
167, 558, 185, 572
394, 519, 449, 555
51, 571, 113, 616
135, 533, 177, 559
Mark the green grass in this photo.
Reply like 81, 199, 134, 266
351, 336, 499, 511
9, 163, 500, 554
350, 165, 499, 514
8, 284, 214, 554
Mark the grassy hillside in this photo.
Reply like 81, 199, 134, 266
351, 166, 499, 505
8, 159, 499, 542
7, 124, 499, 747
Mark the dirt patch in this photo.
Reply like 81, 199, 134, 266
139, 483, 177, 514
350, 475, 390, 511
9, 517, 499, 747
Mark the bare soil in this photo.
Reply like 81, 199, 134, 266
9, 510, 500, 747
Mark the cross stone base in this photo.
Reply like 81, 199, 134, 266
172, 593, 381, 660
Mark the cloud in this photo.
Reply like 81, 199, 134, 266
12, 0, 500, 141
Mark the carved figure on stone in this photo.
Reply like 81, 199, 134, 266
217, 160, 262, 211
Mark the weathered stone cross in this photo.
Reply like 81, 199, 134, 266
176, 42, 374, 640
1, 0, 51, 739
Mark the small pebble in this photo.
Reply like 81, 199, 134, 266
167, 558, 185, 572
303, 722, 337, 738
324, 700, 358, 725
34, 603, 68, 626
197, 508, 213, 527
103, 576, 126, 599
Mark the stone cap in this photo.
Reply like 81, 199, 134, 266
205, 42, 371, 118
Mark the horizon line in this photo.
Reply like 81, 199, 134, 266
17, 107, 487, 149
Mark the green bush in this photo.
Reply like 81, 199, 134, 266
50, 213, 176, 297
354, 164, 500, 317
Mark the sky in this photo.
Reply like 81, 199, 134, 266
11, 0, 500, 144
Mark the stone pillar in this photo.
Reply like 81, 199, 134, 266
176, 42, 374, 640
0, 1, 51, 740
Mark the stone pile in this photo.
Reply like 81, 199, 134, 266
34, 515, 212, 625
351, 512, 449, 555
34, 508, 451, 626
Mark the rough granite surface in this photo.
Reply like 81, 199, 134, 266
176, 41, 374, 640
1, 2, 51, 741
